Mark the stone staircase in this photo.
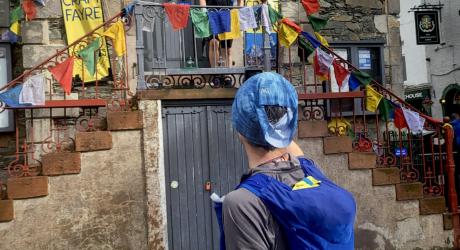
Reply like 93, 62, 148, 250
297, 120, 453, 249
0, 110, 144, 224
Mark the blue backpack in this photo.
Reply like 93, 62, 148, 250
214, 157, 356, 250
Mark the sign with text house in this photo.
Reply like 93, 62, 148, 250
414, 11, 440, 45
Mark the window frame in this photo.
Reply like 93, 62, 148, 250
327, 41, 385, 117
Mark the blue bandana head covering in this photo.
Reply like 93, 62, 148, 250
232, 72, 298, 148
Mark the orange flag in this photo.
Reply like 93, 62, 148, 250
281, 18, 302, 33
301, 0, 320, 15
49, 57, 75, 95
22, 0, 37, 21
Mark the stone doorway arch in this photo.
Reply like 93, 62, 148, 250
441, 83, 460, 118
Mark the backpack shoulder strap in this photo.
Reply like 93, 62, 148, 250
236, 173, 272, 197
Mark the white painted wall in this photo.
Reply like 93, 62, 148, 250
400, 0, 429, 87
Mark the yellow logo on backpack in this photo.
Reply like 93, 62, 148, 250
292, 176, 321, 190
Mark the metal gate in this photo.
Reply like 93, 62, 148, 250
162, 103, 248, 250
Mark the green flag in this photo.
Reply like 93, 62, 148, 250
378, 98, 394, 121
268, 5, 283, 25
307, 15, 328, 32
351, 71, 373, 86
10, 6, 24, 24
298, 38, 315, 62
78, 38, 100, 77
190, 9, 211, 38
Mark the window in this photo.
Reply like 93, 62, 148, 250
0, 44, 13, 132
328, 42, 385, 117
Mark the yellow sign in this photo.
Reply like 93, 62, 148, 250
61, 0, 110, 82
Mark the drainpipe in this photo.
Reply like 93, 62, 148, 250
443, 124, 460, 248
263, 27, 271, 72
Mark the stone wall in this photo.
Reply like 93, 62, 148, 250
0, 130, 149, 249
280, 0, 404, 96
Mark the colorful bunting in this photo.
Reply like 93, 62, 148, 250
298, 38, 315, 62
10, 6, 24, 24
218, 9, 241, 40
238, 7, 257, 31
394, 107, 408, 129
282, 18, 302, 33
302, 0, 320, 16
23, 0, 37, 21
402, 107, 425, 134
365, 85, 383, 112
302, 31, 321, 48
351, 71, 373, 86
0, 85, 27, 108
314, 32, 329, 47
208, 10, 231, 35
267, 4, 283, 26
103, 20, 126, 57
19, 73, 46, 106
378, 99, 394, 122
308, 15, 328, 32
163, 3, 191, 31
49, 57, 75, 95
332, 60, 349, 88
77, 38, 101, 77
278, 22, 298, 47
314, 48, 333, 79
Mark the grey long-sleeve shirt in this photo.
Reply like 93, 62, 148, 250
222, 157, 305, 250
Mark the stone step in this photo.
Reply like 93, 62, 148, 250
419, 197, 446, 215
372, 167, 400, 186
41, 152, 81, 176
348, 152, 377, 170
395, 182, 424, 201
0, 200, 14, 222
75, 131, 113, 152
107, 111, 144, 131
298, 120, 328, 138
323, 136, 353, 154
7, 176, 49, 199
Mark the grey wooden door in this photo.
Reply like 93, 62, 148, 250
162, 104, 248, 250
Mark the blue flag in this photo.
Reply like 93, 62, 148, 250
348, 74, 361, 91
301, 31, 321, 49
0, 85, 29, 108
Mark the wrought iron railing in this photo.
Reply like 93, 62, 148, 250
135, 1, 277, 90
0, 11, 134, 178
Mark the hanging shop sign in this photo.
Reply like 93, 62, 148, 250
0, 0, 9, 28
414, 11, 440, 45
61, 0, 111, 82
404, 89, 430, 100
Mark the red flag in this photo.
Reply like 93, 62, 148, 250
301, 0, 320, 15
281, 18, 302, 33
49, 57, 75, 95
394, 107, 408, 129
332, 60, 349, 87
163, 3, 191, 31
22, 0, 37, 21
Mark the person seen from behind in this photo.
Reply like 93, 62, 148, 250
213, 72, 357, 250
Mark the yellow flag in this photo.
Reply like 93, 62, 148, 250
103, 20, 127, 57
314, 32, 329, 47
279, 22, 298, 47
10, 21, 21, 35
365, 85, 383, 112
218, 9, 241, 40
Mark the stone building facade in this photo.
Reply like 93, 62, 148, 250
0, 0, 455, 249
